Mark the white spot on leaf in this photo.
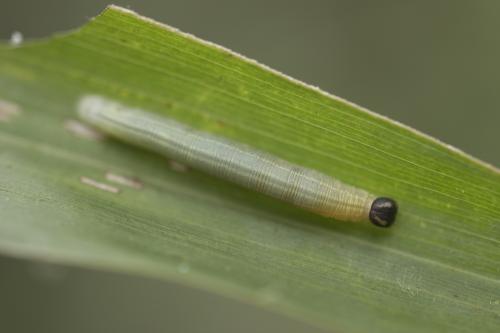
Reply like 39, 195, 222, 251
0, 99, 21, 122
64, 119, 104, 140
80, 176, 119, 193
105, 172, 143, 189
10, 31, 23, 46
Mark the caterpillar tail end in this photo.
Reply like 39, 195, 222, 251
369, 197, 398, 228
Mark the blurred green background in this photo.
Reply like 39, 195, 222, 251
1, 1, 498, 332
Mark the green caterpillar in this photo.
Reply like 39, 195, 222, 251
78, 95, 397, 227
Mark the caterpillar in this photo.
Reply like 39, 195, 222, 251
77, 95, 397, 227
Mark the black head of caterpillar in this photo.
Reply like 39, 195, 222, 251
369, 197, 398, 228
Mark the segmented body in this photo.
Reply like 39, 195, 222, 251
78, 96, 375, 222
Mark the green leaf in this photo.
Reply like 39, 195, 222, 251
1, 5, 499, 332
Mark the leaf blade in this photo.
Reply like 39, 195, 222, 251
0, 6, 499, 333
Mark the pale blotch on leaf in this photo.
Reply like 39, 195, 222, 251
64, 119, 105, 141
0, 99, 21, 122
168, 160, 189, 173
80, 176, 120, 194
105, 171, 144, 189
9, 31, 23, 46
